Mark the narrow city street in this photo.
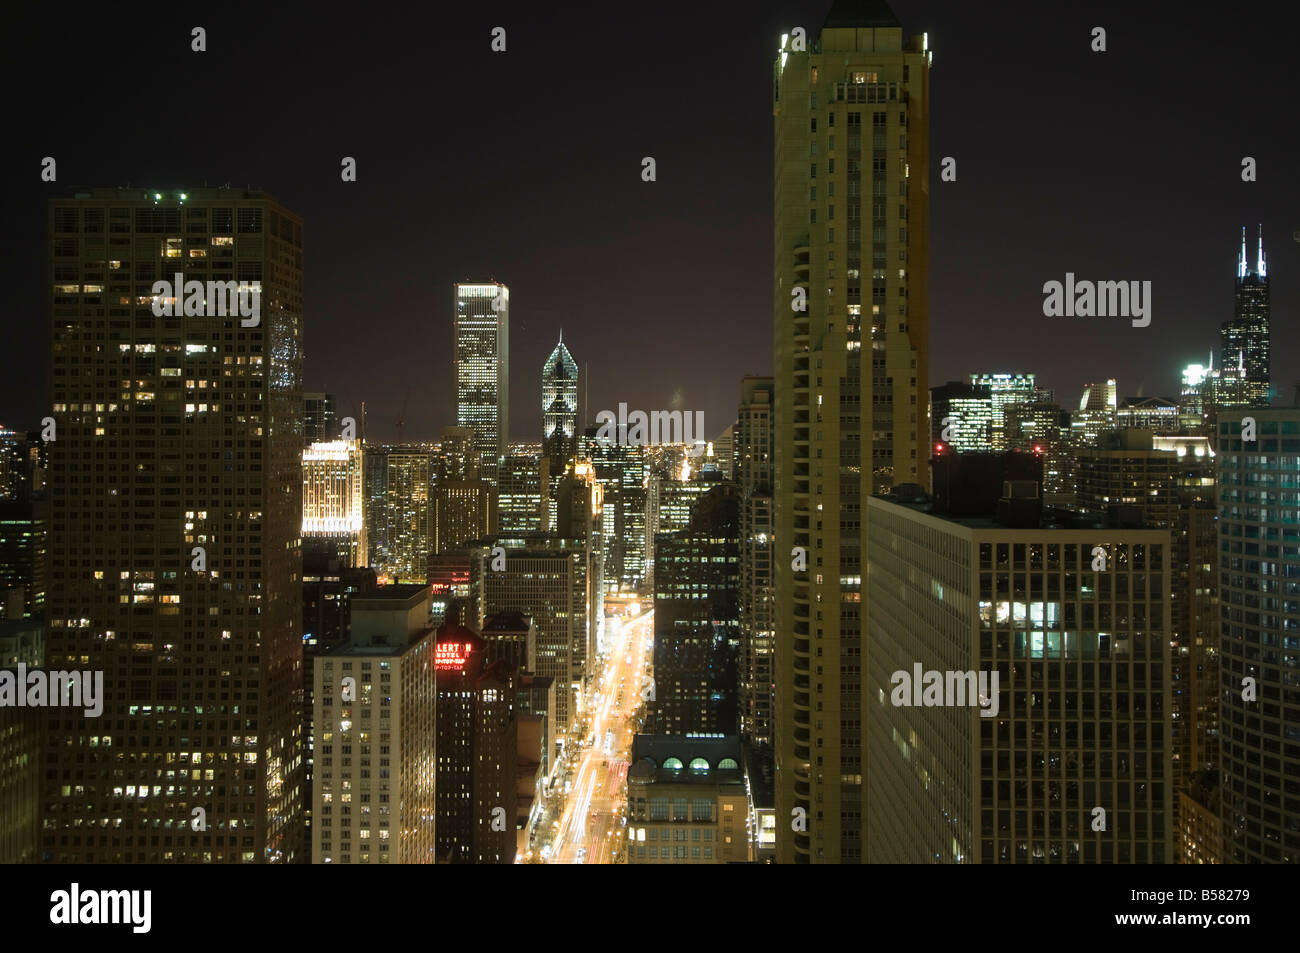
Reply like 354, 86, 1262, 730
536, 609, 654, 864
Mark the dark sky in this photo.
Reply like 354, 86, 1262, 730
4, 1, 1297, 441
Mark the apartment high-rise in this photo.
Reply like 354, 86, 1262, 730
314, 585, 437, 864
455, 281, 509, 485
542, 334, 578, 476
44, 187, 304, 862
1220, 227, 1270, 407
773, 0, 931, 863
737, 377, 775, 747
1217, 410, 1300, 862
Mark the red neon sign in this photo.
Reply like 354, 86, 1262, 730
436, 642, 470, 670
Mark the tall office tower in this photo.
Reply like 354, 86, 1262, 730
454, 281, 509, 485
737, 377, 775, 747
588, 427, 647, 593
313, 585, 437, 864
43, 188, 304, 863
1179, 362, 1212, 435
499, 446, 549, 534
382, 446, 434, 583
969, 373, 1037, 451
1217, 410, 1300, 862
773, 1, 931, 863
302, 439, 367, 567
557, 462, 604, 670
865, 486, 1174, 863
432, 478, 496, 556
303, 392, 336, 443
625, 735, 752, 865
653, 483, 741, 734
476, 535, 588, 738
1220, 226, 1271, 407
542, 334, 579, 477
1076, 430, 1217, 834
433, 620, 518, 863
363, 444, 389, 567
0, 499, 49, 620
930, 380, 994, 452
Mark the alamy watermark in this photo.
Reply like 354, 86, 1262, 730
1042, 273, 1151, 327
150, 271, 261, 326
890, 664, 1000, 717
594, 403, 704, 446
50, 884, 151, 933
0, 664, 104, 717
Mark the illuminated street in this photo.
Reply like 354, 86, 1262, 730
540, 607, 654, 864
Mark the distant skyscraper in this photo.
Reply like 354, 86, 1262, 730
969, 373, 1037, 451
383, 447, 434, 583
586, 428, 646, 593
304, 392, 337, 443
455, 281, 509, 484
542, 334, 578, 476
302, 439, 367, 567
931, 380, 994, 452
773, 0, 932, 863
653, 482, 741, 734
1220, 226, 1270, 407
44, 187, 304, 862
1217, 410, 1300, 862
499, 445, 549, 534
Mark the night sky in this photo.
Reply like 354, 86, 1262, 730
5, 0, 1297, 442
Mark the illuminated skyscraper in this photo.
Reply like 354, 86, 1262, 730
969, 373, 1037, 451
43, 187, 304, 862
1220, 226, 1270, 407
302, 438, 366, 566
773, 0, 932, 863
542, 334, 578, 476
383, 447, 434, 583
455, 281, 509, 484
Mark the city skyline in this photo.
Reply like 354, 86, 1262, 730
2, 0, 1297, 883
4, 1, 1297, 444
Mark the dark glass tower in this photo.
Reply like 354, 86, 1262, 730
1220, 226, 1270, 407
